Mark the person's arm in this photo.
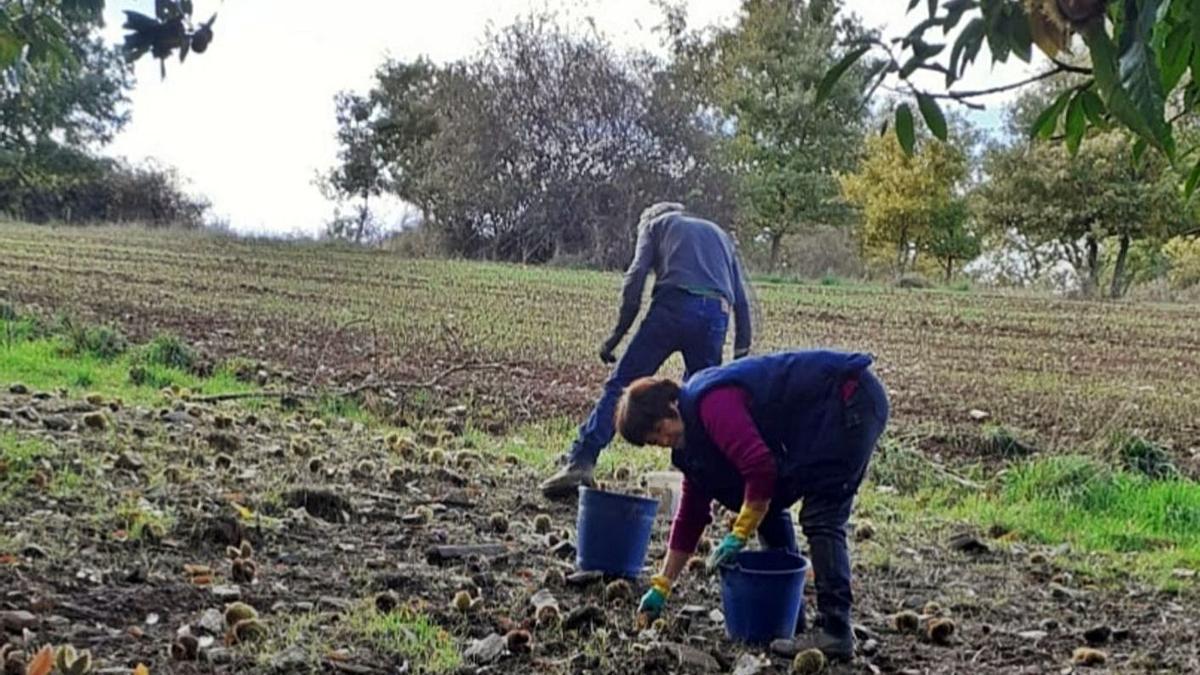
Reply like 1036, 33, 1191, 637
731, 255, 752, 358
698, 386, 775, 549
607, 219, 657, 347
639, 475, 711, 621
667, 475, 713, 557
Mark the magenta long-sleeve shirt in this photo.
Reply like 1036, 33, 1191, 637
667, 385, 777, 554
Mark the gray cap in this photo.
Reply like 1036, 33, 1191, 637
638, 202, 685, 226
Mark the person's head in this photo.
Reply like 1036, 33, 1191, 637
615, 376, 685, 448
638, 202, 685, 227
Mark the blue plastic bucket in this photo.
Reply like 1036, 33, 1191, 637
719, 550, 809, 644
575, 487, 659, 577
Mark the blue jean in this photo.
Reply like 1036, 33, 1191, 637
716, 370, 889, 638
568, 289, 728, 468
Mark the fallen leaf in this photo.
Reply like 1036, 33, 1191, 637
190, 575, 212, 586
133, 664, 150, 675
231, 502, 254, 521
183, 564, 212, 577
26, 645, 54, 675
0, 554, 17, 565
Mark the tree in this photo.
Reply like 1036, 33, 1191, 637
821, 0, 1200, 189
975, 130, 1188, 297
318, 93, 388, 244
1164, 235, 1200, 288
669, 0, 871, 270
333, 14, 732, 266
1, 24, 130, 152
2, 1, 217, 80
840, 131, 969, 277
927, 197, 981, 282
1, 1, 209, 226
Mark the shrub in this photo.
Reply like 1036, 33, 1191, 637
1163, 236, 1200, 289
142, 334, 196, 371
1112, 434, 1178, 480
61, 320, 128, 360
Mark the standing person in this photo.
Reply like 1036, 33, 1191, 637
614, 350, 889, 661
540, 202, 754, 499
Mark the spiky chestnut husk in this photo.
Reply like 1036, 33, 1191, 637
926, 618, 956, 645
224, 602, 258, 626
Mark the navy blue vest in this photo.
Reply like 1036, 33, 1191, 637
672, 350, 874, 499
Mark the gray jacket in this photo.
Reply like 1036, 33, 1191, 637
610, 212, 752, 353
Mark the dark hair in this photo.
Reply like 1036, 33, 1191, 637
615, 377, 681, 446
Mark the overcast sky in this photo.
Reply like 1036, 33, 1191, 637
101, 1, 1039, 236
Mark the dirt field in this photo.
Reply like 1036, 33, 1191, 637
2, 223, 1198, 454
2, 390, 1197, 674
2, 222, 1200, 673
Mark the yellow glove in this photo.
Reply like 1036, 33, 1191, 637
637, 574, 671, 625
730, 500, 770, 540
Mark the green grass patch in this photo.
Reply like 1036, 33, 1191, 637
0, 337, 253, 406
0, 431, 54, 502
344, 604, 460, 673
859, 447, 1200, 590
315, 393, 376, 425
0, 430, 90, 511
473, 416, 669, 476
953, 455, 1200, 588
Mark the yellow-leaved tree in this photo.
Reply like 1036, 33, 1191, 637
840, 132, 970, 279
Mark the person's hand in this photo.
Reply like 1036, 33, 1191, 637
705, 532, 746, 572
599, 337, 619, 364
636, 575, 671, 625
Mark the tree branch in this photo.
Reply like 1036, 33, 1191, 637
1048, 57, 1093, 75
924, 65, 1072, 102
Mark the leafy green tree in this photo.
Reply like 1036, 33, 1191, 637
1, 2, 209, 225
669, 0, 872, 270
317, 92, 389, 243
975, 130, 1188, 297
927, 197, 982, 281
1, 20, 130, 152
335, 14, 732, 266
2, 1, 216, 79
821, 0, 1200, 188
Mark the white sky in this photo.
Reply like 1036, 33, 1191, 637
101, 1, 1039, 236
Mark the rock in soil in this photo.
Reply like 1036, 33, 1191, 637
270, 646, 309, 672
771, 638, 800, 658
210, 585, 242, 602
550, 540, 576, 559
464, 633, 506, 664
648, 641, 720, 672
284, 488, 353, 523
197, 608, 224, 635
732, 653, 769, 675
566, 570, 603, 587
0, 610, 38, 632
41, 415, 72, 431
563, 604, 605, 631
947, 532, 990, 554
115, 451, 145, 471
1083, 625, 1112, 645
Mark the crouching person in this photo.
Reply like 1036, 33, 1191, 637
615, 350, 888, 661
